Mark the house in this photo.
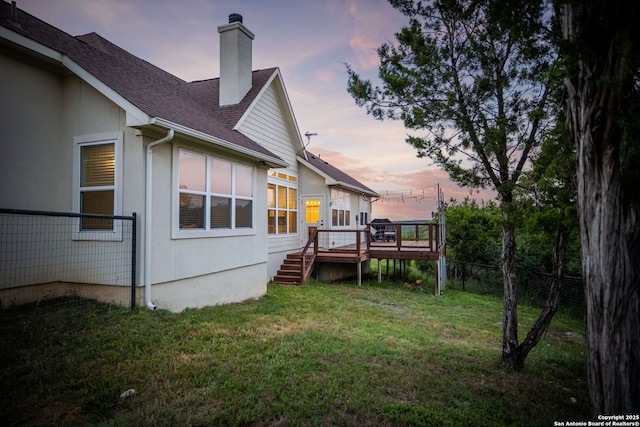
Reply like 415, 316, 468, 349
294, 151, 379, 282
299, 151, 379, 242
0, 3, 377, 311
299, 151, 379, 249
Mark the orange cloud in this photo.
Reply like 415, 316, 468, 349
312, 148, 497, 220
348, 35, 381, 70
344, 0, 407, 71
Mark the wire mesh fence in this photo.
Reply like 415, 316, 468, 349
447, 260, 584, 318
0, 209, 137, 314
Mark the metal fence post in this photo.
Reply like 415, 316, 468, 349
131, 212, 137, 309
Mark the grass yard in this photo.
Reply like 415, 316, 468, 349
0, 280, 589, 426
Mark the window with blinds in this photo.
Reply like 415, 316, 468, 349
178, 148, 254, 231
79, 142, 115, 230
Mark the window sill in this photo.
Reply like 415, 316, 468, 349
172, 228, 256, 239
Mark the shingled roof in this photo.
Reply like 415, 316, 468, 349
0, 2, 283, 163
302, 151, 379, 198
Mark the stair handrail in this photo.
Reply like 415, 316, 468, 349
300, 229, 319, 284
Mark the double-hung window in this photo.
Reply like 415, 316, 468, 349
74, 132, 122, 236
178, 148, 254, 233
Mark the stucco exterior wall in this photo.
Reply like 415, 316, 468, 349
0, 50, 142, 213
0, 52, 66, 211
145, 139, 269, 308
152, 262, 266, 312
0, 53, 139, 295
0, 50, 270, 311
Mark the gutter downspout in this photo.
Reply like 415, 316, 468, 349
145, 129, 174, 310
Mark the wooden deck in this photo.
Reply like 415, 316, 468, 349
274, 221, 446, 291
315, 222, 445, 286
316, 250, 370, 264
316, 241, 444, 264
315, 221, 444, 264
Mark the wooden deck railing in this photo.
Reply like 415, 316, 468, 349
367, 221, 442, 251
299, 228, 318, 284
305, 222, 443, 256
297, 222, 444, 283
316, 229, 369, 254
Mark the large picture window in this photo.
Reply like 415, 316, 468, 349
267, 170, 297, 235
178, 149, 254, 231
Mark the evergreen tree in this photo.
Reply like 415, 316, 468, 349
347, 0, 560, 370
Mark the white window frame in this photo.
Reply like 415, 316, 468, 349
331, 189, 351, 228
359, 211, 368, 227
267, 170, 298, 236
172, 146, 256, 239
72, 132, 123, 241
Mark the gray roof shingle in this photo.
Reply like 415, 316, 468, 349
0, 3, 282, 161
304, 151, 379, 197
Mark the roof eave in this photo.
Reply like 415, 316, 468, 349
331, 182, 380, 198
63, 60, 287, 167
0, 25, 152, 126
62, 57, 151, 126
1, 20, 288, 168
0, 24, 62, 62
151, 117, 288, 168
297, 155, 378, 198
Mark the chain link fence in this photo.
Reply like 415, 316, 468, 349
447, 260, 584, 318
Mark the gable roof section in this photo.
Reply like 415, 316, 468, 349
300, 151, 379, 198
0, 3, 286, 166
184, 68, 273, 128
235, 70, 306, 153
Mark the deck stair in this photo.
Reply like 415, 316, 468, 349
274, 253, 305, 285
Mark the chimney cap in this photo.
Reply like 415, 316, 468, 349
229, 13, 243, 24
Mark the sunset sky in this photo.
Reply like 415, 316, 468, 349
16, 0, 496, 219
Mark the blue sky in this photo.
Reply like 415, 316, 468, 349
16, 0, 495, 219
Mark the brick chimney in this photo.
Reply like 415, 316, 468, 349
218, 14, 254, 106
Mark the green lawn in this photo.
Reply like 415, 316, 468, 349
1, 281, 589, 426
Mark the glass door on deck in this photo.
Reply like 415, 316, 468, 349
303, 195, 324, 248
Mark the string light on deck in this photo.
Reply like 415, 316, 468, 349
378, 184, 440, 203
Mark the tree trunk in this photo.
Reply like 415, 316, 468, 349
576, 112, 640, 415
518, 222, 569, 361
561, 1, 640, 415
500, 202, 522, 371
